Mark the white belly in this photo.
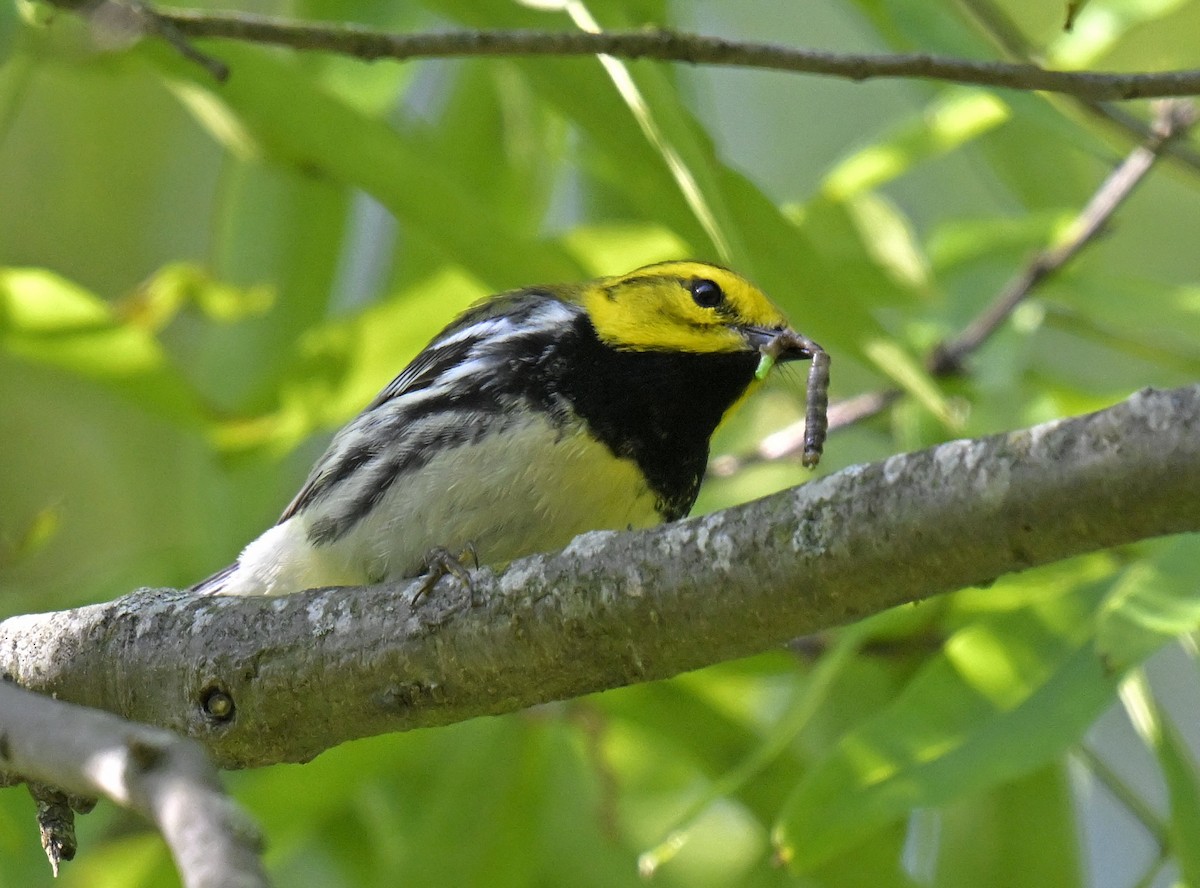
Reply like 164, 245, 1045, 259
220, 417, 660, 595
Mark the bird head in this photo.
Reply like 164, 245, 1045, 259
579, 260, 814, 366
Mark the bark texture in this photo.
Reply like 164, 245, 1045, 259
2, 384, 1197, 768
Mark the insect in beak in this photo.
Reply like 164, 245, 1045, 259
751, 329, 830, 469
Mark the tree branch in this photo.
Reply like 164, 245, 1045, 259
2, 385, 1198, 769
53, 2, 1200, 100
0, 682, 268, 887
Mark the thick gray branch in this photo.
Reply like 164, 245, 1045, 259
2, 385, 1198, 769
0, 682, 268, 887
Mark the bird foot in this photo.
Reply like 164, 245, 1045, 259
411, 544, 480, 605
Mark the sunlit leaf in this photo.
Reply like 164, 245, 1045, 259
1098, 537, 1200, 674
0, 267, 208, 425
842, 191, 932, 291
0, 505, 59, 568
125, 262, 275, 330
1048, 0, 1192, 67
821, 89, 1009, 202
563, 222, 690, 274
145, 42, 583, 290
774, 578, 1115, 873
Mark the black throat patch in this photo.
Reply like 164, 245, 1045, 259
549, 314, 759, 521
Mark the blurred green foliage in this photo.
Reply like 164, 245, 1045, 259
2, 0, 1200, 885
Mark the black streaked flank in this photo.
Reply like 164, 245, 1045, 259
293, 293, 580, 545
306, 411, 510, 545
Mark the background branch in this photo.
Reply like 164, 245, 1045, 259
714, 98, 1196, 474
58, 2, 1200, 99
930, 98, 1198, 374
0, 682, 268, 887
2, 384, 1197, 770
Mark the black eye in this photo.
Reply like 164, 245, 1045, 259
690, 278, 724, 308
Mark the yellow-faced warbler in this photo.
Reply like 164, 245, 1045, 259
194, 261, 829, 596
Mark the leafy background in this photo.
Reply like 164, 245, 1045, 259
3, 0, 1200, 885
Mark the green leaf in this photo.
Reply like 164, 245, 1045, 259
1096, 537, 1200, 672
0, 504, 59, 569
820, 89, 1010, 202
841, 191, 932, 292
423, 2, 899, 360
49, 833, 171, 888
638, 627, 864, 877
199, 161, 351, 409
0, 267, 208, 425
135, 262, 275, 327
1064, 0, 1093, 30
863, 337, 965, 429
596, 675, 806, 826
426, 61, 564, 237
1159, 715, 1200, 884
932, 764, 1082, 888
563, 223, 691, 275
1048, 0, 1192, 67
1039, 289, 1200, 386
804, 821, 921, 888
928, 212, 1070, 278
773, 578, 1115, 873
1118, 672, 1200, 886
144, 42, 583, 290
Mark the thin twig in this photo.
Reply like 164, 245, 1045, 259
717, 99, 1196, 474
1073, 743, 1168, 849
67, 2, 1200, 100
1078, 101, 1200, 174
930, 99, 1197, 374
129, 0, 230, 81
709, 391, 899, 478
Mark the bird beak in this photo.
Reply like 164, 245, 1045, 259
739, 326, 817, 362
740, 326, 825, 382
742, 325, 831, 467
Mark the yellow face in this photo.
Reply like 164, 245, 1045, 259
579, 261, 791, 354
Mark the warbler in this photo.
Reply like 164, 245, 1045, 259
194, 261, 828, 597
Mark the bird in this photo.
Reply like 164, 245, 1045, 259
192, 260, 828, 597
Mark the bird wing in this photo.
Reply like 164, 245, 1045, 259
277, 291, 574, 525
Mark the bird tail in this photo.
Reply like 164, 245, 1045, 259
189, 562, 239, 595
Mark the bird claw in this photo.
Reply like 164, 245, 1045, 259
411, 544, 480, 605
